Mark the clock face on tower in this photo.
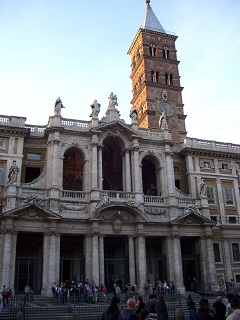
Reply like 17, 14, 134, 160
158, 102, 174, 117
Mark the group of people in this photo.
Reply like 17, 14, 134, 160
188, 293, 240, 320
145, 279, 175, 296
51, 280, 107, 303
101, 294, 169, 320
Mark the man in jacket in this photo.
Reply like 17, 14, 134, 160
213, 296, 226, 320
194, 298, 220, 320
118, 298, 138, 320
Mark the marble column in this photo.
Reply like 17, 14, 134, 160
84, 235, 92, 281
42, 233, 50, 294
164, 149, 175, 196
48, 232, 60, 288
98, 146, 103, 190
99, 235, 105, 286
128, 236, 136, 286
133, 146, 141, 192
172, 235, 185, 293
91, 141, 98, 190
92, 233, 99, 285
125, 149, 131, 192
199, 237, 208, 283
165, 237, 174, 282
52, 140, 60, 187
9, 231, 18, 292
222, 238, 232, 282
136, 234, 146, 290
206, 235, 217, 283
1, 229, 17, 289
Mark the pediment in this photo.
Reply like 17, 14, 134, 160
90, 203, 148, 232
92, 120, 140, 138
2, 203, 62, 221
171, 209, 214, 226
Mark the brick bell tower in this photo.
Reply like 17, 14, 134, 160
128, 0, 187, 142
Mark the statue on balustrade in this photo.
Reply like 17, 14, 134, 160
54, 97, 65, 116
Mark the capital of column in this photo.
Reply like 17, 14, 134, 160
1, 228, 18, 235
128, 235, 136, 239
165, 150, 174, 158
53, 140, 60, 146
136, 233, 145, 239
43, 231, 61, 237
201, 235, 213, 240
91, 142, 99, 148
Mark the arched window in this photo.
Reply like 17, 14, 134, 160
63, 147, 84, 191
149, 44, 157, 57
165, 73, 173, 86
151, 71, 159, 83
162, 47, 169, 59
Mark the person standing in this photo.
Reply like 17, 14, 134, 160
213, 296, 226, 320
187, 295, 196, 320
1, 285, 8, 307
101, 296, 120, 320
156, 296, 168, 320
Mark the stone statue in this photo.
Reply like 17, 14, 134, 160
6, 160, 20, 185
159, 111, 168, 129
54, 97, 65, 116
108, 92, 118, 109
129, 106, 138, 121
199, 179, 206, 196
90, 99, 101, 117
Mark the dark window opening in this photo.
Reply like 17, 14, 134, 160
142, 158, 157, 195
213, 243, 221, 262
63, 148, 84, 191
165, 73, 173, 85
149, 46, 157, 57
102, 138, 123, 191
151, 71, 159, 83
25, 167, 41, 183
175, 180, 180, 189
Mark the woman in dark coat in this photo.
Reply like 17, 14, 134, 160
156, 296, 168, 320
101, 296, 120, 320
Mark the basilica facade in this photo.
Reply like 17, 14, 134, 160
0, 1, 240, 295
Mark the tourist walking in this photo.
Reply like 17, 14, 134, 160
227, 297, 240, 320
139, 307, 150, 320
1, 285, 8, 307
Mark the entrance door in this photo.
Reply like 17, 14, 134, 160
181, 238, 200, 291
104, 237, 128, 292
15, 258, 43, 294
15, 233, 43, 294
60, 258, 84, 283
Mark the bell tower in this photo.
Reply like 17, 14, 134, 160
128, 0, 187, 142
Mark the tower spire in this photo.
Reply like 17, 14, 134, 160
142, 0, 165, 33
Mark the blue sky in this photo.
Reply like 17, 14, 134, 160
0, 0, 239, 144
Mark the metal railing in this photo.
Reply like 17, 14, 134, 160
5, 293, 182, 320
